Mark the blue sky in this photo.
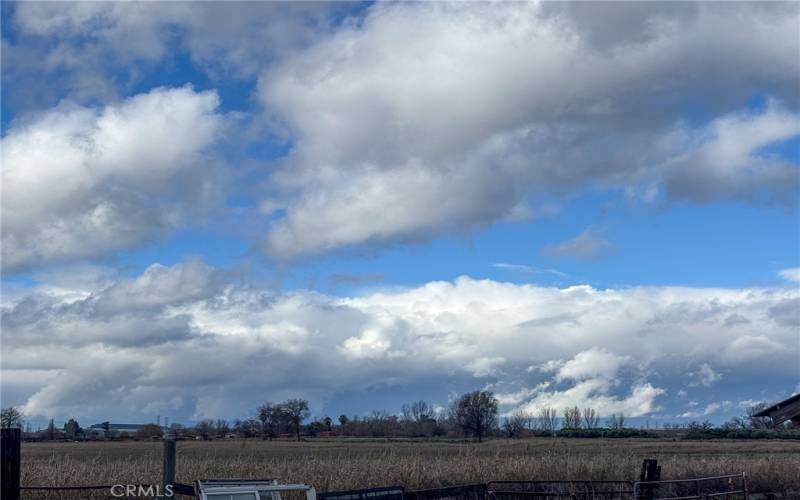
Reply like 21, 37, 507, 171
1, 1, 799, 427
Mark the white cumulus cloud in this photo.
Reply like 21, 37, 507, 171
779, 267, 800, 283
256, 1, 799, 258
2, 86, 225, 270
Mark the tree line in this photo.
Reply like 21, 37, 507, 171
2, 391, 795, 442
197, 392, 499, 442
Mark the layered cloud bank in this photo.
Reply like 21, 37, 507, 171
3, 260, 797, 422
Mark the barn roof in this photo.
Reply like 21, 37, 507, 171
753, 393, 800, 421
88, 423, 147, 430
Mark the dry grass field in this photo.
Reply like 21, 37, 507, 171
20, 437, 800, 496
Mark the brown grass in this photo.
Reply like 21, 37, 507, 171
20, 437, 800, 497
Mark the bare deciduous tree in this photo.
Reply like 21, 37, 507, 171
1, 406, 25, 429
563, 406, 582, 429
282, 398, 310, 441
234, 419, 260, 438
402, 400, 437, 436
502, 411, 530, 438
195, 419, 215, 440
403, 400, 435, 422
452, 390, 498, 442
215, 419, 230, 437
517, 410, 533, 431
746, 403, 773, 429
606, 413, 626, 429
258, 402, 286, 440
582, 407, 600, 429
537, 407, 558, 433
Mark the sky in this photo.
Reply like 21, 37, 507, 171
1, 1, 799, 428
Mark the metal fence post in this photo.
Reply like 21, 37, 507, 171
1, 428, 22, 500
742, 472, 749, 500
162, 436, 176, 497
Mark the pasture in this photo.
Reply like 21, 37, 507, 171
20, 437, 800, 494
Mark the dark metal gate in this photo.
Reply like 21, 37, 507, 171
488, 480, 634, 499
632, 474, 748, 500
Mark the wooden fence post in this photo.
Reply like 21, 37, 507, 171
1, 428, 22, 500
638, 459, 661, 500
162, 436, 176, 496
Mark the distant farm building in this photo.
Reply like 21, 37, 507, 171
754, 393, 800, 427
88, 423, 146, 437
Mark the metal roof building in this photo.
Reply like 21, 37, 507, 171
753, 393, 800, 427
